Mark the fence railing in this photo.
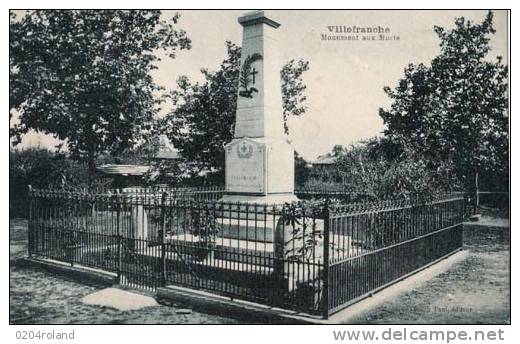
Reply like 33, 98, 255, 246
27, 187, 465, 318
82, 185, 373, 203
324, 196, 465, 316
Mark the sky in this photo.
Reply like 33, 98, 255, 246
12, 10, 508, 161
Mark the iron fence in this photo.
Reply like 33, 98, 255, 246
27, 187, 465, 318
93, 185, 374, 203
324, 196, 465, 316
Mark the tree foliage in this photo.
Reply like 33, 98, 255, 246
161, 41, 309, 181
281, 59, 310, 134
10, 10, 191, 184
379, 11, 508, 192
9, 148, 89, 218
294, 151, 311, 187
322, 138, 458, 200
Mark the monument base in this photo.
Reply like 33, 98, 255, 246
220, 193, 299, 205
217, 193, 298, 245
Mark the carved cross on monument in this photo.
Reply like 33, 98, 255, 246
251, 68, 258, 84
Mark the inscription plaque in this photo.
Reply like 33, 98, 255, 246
225, 138, 266, 194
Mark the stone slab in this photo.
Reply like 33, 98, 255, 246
81, 287, 158, 311
220, 217, 276, 242
220, 193, 298, 205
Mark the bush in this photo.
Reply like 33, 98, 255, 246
306, 138, 462, 201
9, 148, 88, 218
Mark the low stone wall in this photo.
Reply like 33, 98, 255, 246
15, 257, 118, 287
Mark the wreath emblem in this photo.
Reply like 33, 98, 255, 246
238, 53, 263, 98
237, 141, 254, 159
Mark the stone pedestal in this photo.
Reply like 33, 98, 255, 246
122, 187, 148, 242
221, 11, 297, 206
130, 205, 148, 240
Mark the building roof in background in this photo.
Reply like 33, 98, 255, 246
155, 149, 181, 160
154, 135, 181, 160
96, 164, 150, 176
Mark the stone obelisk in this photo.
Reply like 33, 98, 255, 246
221, 10, 297, 204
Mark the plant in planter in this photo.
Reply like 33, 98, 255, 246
282, 202, 324, 310
189, 206, 219, 261
282, 201, 346, 312
283, 202, 323, 277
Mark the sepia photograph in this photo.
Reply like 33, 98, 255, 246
9, 8, 510, 328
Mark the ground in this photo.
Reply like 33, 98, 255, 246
10, 215, 509, 324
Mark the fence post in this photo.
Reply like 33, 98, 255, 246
273, 204, 287, 303
116, 190, 122, 283
69, 191, 74, 267
459, 197, 465, 247
28, 185, 33, 258
322, 201, 330, 320
160, 192, 167, 287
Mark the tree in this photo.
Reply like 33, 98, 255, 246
161, 41, 309, 181
294, 151, 311, 187
9, 148, 89, 217
379, 11, 508, 196
332, 137, 456, 200
281, 59, 310, 134
10, 10, 191, 185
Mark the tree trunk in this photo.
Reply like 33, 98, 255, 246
87, 151, 96, 190
475, 170, 480, 210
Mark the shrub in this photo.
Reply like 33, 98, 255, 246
9, 148, 88, 218
307, 138, 462, 201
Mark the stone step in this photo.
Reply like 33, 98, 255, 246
219, 218, 275, 242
